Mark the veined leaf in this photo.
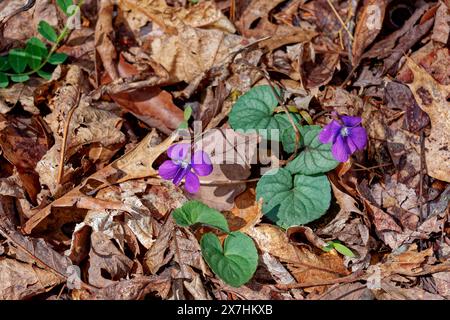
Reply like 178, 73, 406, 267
256, 168, 331, 228
173, 200, 230, 233
201, 231, 258, 287
228, 85, 300, 141
286, 126, 339, 175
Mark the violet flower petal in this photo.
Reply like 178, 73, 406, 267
319, 120, 342, 144
167, 143, 191, 161
341, 115, 362, 127
191, 150, 213, 176
348, 126, 367, 151
332, 135, 351, 162
184, 171, 200, 194
158, 160, 180, 180
173, 166, 190, 186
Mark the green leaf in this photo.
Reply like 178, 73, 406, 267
0, 56, 10, 71
37, 69, 52, 80
57, 0, 73, 14
0, 73, 8, 88
228, 85, 299, 141
10, 74, 30, 83
256, 168, 331, 228
201, 232, 258, 287
47, 53, 68, 65
286, 125, 339, 175
183, 105, 193, 121
332, 242, 355, 258
280, 123, 302, 153
8, 49, 29, 73
25, 37, 48, 70
173, 200, 230, 233
38, 21, 58, 42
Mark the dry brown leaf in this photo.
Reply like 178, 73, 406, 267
431, 2, 450, 44
432, 272, 450, 299
0, 258, 62, 300
74, 274, 172, 300
192, 129, 260, 211
88, 231, 134, 288
106, 55, 184, 134
247, 224, 349, 291
123, 0, 242, 84
406, 59, 450, 182
0, 114, 50, 204
23, 131, 175, 234
352, 0, 387, 63
225, 187, 262, 233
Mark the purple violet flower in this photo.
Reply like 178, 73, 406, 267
319, 114, 367, 162
158, 143, 213, 194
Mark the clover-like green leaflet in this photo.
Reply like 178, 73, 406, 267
173, 200, 258, 287
0, 0, 80, 87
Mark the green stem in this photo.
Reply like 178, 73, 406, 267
4, 0, 84, 77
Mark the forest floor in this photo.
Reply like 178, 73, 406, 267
0, 0, 449, 300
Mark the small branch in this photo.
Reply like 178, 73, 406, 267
57, 89, 82, 184
326, 0, 354, 41
276, 270, 364, 290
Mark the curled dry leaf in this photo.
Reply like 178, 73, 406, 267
0, 114, 50, 204
406, 59, 450, 182
352, 0, 387, 64
23, 131, 175, 235
0, 258, 62, 300
192, 129, 260, 211
105, 55, 184, 134
123, 0, 243, 84
88, 231, 134, 288
247, 224, 349, 292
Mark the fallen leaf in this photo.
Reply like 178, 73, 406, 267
352, 0, 387, 63
88, 231, 134, 288
406, 59, 450, 182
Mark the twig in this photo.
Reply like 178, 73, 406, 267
326, 0, 354, 41
276, 269, 364, 290
57, 89, 82, 184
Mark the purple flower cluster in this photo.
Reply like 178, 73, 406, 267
319, 114, 367, 162
158, 143, 213, 194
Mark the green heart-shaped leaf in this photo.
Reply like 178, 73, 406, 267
8, 49, 29, 73
256, 168, 331, 228
38, 21, 58, 43
286, 126, 339, 175
201, 231, 258, 287
228, 85, 299, 140
173, 200, 229, 233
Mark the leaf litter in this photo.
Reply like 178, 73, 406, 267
0, 0, 448, 300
